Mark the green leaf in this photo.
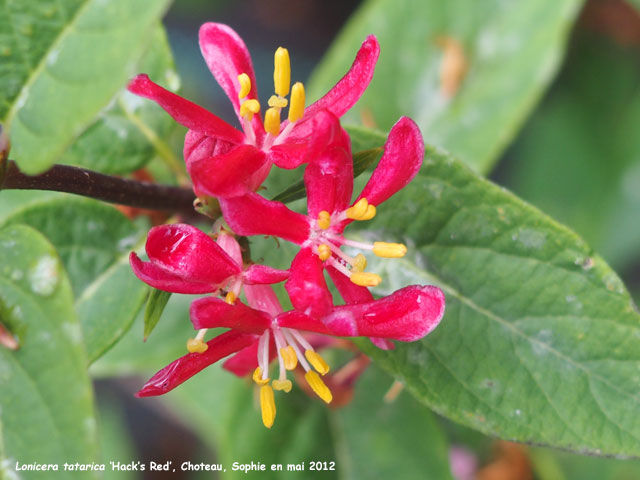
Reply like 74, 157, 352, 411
271, 147, 382, 203
1, 0, 172, 174
61, 25, 185, 176
308, 0, 583, 173
144, 289, 171, 341
0, 194, 148, 363
0, 225, 98, 476
347, 126, 640, 457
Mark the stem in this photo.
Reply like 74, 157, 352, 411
1, 160, 196, 212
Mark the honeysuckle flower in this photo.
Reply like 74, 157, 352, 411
129, 223, 288, 352
136, 282, 445, 428
127, 23, 380, 199
219, 111, 425, 319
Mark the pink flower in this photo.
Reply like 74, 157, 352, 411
136, 283, 444, 428
127, 23, 380, 198
219, 111, 426, 320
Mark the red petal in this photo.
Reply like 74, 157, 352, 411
127, 74, 244, 144
244, 284, 284, 317
303, 111, 353, 218
198, 23, 264, 138
130, 252, 215, 294
268, 142, 309, 169
222, 340, 259, 376
356, 117, 424, 207
190, 297, 271, 333
145, 224, 240, 283
285, 248, 333, 318
326, 265, 374, 304
183, 130, 235, 169
368, 337, 395, 350
219, 193, 310, 244
136, 331, 257, 396
188, 145, 270, 198
244, 265, 289, 285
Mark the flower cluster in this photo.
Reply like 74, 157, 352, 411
128, 23, 445, 428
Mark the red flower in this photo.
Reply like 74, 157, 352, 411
127, 23, 379, 198
137, 283, 444, 428
219, 111, 427, 319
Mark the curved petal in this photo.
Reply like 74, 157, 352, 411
128, 74, 244, 144
244, 265, 289, 285
219, 193, 310, 244
199, 23, 264, 137
189, 145, 270, 198
268, 142, 309, 169
284, 35, 380, 140
183, 130, 235, 168
136, 331, 257, 397
191, 297, 271, 334
326, 265, 373, 304
285, 247, 333, 318
303, 111, 353, 218
145, 224, 240, 283
222, 335, 277, 377
130, 253, 216, 294
244, 284, 283, 317
356, 117, 424, 207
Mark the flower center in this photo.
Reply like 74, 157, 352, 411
237, 46, 306, 149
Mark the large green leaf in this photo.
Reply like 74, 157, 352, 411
0, 225, 97, 477
0, 194, 148, 363
0, 0, 172, 174
347, 126, 640, 457
308, 0, 583, 173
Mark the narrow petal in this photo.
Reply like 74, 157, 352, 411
355, 117, 424, 207
130, 252, 215, 294
326, 265, 373, 304
285, 248, 333, 318
283, 35, 380, 140
145, 224, 241, 284
219, 193, 310, 244
244, 284, 284, 317
128, 74, 244, 144
303, 111, 353, 218
191, 297, 271, 333
244, 265, 290, 285
188, 145, 270, 198
223, 335, 277, 376
199, 23, 264, 136
136, 331, 257, 397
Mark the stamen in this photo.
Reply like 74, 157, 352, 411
260, 385, 276, 428
253, 367, 270, 386
317, 211, 331, 230
305, 371, 333, 404
225, 291, 236, 304
317, 244, 331, 261
186, 338, 208, 353
282, 329, 311, 371
372, 242, 407, 258
345, 198, 368, 220
350, 272, 382, 287
361, 204, 376, 220
288, 82, 305, 122
280, 345, 298, 370
352, 253, 367, 272
305, 350, 330, 375
237, 73, 251, 99
264, 107, 281, 136
272, 379, 292, 392
273, 47, 291, 97
240, 99, 260, 120
268, 95, 288, 108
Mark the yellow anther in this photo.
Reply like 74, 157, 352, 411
317, 244, 331, 261
260, 385, 276, 428
305, 350, 330, 375
253, 367, 270, 386
373, 242, 407, 258
268, 95, 288, 108
272, 379, 293, 393
360, 204, 377, 221
237, 73, 251, 99
225, 291, 236, 304
352, 253, 367, 273
345, 198, 369, 220
186, 338, 208, 354
317, 210, 331, 230
288, 82, 305, 122
240, 99, 260, 120
350, 272, 382, 287
280, 346, 298, 370
274, 47, 291, 97
264, 107, 281, 136
305, 370, 333, 404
